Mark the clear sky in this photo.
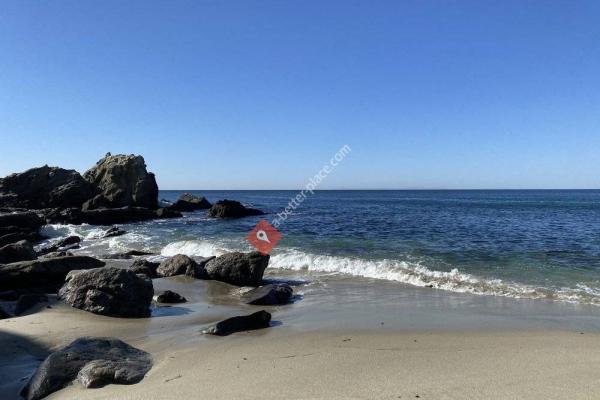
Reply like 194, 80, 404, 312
1, 1, 599, 189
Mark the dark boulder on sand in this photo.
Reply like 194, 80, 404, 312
59, 266, 153, 318
154, 290, 186, 303
208, 200, 264, 219
130, 259, 160, 278
0, 240, 37, 263
204, 251, 269, 286
0, 166, 93, 209
169, 193, 212, 211
156, 254, 197, 277
0, 256, 105, 292
83, 153, 159, 209
21, 337, 152, 400
241, 284, 293, 305
156, 254, 214, 278
14, 293, 48, 315
202, 310, 272, 336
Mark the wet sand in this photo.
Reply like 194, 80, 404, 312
2, 266, 600, 399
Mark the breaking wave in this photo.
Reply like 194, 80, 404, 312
159, 240, 600, 305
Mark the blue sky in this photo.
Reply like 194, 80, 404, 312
1, 0, 599, 189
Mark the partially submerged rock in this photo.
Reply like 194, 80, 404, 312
59, 266, 153, 318
169, 193, 212, 211
0, 166, 93, 209
204, 251, 269, 286
83, 153, 159, 209
202, 310, 272, 336
154, 290, 186, 303
37, 236, 81, 256
241, 284, 293, 305
0, 256, 105, 292
102, 226, 126, 238
21, 337, 152, 400
208, 200, 264, 219
0, 240, 37, 263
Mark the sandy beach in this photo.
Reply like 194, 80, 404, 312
3, 268, 600, 400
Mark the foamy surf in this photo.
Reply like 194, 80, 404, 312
269, 250, 600, 305
157, 239, 600, 305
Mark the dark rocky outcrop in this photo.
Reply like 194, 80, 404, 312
44, 206, 182, 225
59, 266, 153, 318
0, 256, 105, 292
21, 337, 152, 400
130, 259, 159, 278
0, 240, 37, 263
0, 166, 93, 209
204, 251, 269, 286
37, 236, 81, 256
102, 226, 126, 238
0, 211, 45, 246
83, 153, 159, 209
208, 200, 264, 219
241, 284, 293, 305
154, 290, 186, 303
169, 193, 212, 211
202, 310, 272, 336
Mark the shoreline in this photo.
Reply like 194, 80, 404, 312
3, 268, 600, 399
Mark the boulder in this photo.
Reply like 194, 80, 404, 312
59, 266, 153, 318
37, 236, 81, 256
130, 259, 159, 278
0, 240, 37, 263
83, 153, 159, 209
208, 200, 264, 219
0, 256, 105, 292
154, 290, 186, 303
204, 251, 269, 286
241, 284, 293, 305
156, 254, 197, 277
202, 310, 271, 336
21, 337, 152, 400
169, 193, 212, 211
102, 226, 126, 238
0, 166, 93, 209
0, 305, 10, 319
14, 293, 48, 315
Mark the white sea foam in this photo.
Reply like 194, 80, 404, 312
161, 240, 229, 258
268, 249, 600, 305
81, 234, 599, 306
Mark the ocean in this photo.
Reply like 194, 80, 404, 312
41, 190, 600, 305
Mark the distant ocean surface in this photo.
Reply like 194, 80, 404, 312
43, 190, 600, 305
